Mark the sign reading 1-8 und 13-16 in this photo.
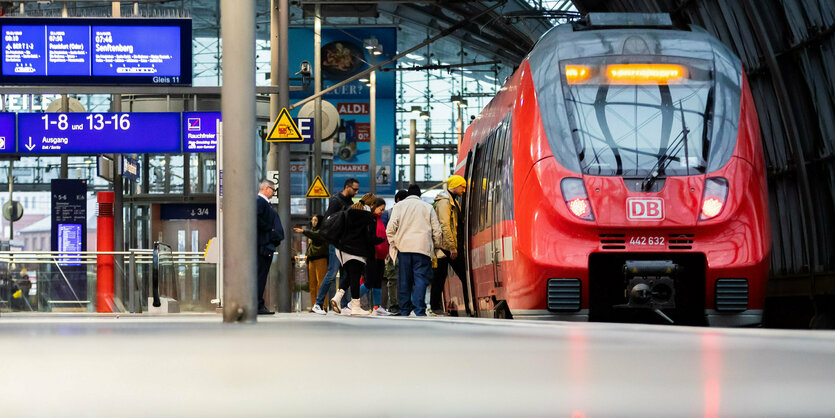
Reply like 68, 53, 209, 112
18, 112, 181, 154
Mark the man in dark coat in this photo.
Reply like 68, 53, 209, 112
256, 179, 284, 315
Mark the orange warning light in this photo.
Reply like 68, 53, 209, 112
565, 65, 592, 83
606, 64, 687, 84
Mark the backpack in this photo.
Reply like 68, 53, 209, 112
318, 209, 347, 244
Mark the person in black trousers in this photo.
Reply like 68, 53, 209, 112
329, 193, 384, 316
256, 179, 284, 315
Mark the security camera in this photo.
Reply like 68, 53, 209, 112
298, 61, 311, 77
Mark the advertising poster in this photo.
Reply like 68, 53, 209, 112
289, 27, 397, 196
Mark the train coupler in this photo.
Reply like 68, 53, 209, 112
618, 260, 680, 314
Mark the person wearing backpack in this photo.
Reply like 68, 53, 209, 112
311, 178, 359, 315
329, 193, 384, 316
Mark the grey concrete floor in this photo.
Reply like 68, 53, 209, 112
1, 313, 834, 417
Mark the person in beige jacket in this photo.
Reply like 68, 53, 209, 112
386, 184, 442, 316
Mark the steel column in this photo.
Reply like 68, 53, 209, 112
276, 0, 292, 312
221, 0, 257, 323
369, 70, 376, 194
409, 119, 416, 184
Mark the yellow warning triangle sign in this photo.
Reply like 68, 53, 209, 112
266, 107, 303, 142
305, 176, 331, 198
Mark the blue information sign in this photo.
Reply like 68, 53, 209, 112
183, 112, 313, 152
0, 113, 15, 153
57, 223, 82, 266
0, 18, 191, 85
160, 203, 216, 220
183, 111, 220, 152
50, 179, 87, 300
18, 112, 181, 154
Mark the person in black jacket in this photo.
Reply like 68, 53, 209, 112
257, 179, 284, 315
314, 178, 359, 312
330, 193, 384, 316
293, 214, 329, 314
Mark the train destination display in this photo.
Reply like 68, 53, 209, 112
0, 18, 191, 85
18, 112, 181, 154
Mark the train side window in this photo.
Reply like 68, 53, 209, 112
501, 117, 514, 221
471, 143, 487, 233
483, 131, 496, 232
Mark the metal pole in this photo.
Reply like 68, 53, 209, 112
369, 70, 376, 194
8, 161, 13, 240
409, 119, 416, 184
221, 0, 257, 323
129, 251, 136, 313
276, 0, 292, 313
59, 92, 68, 178
111, 1, 125, 309
266, 0, 281, 312
313, 4, 322, 214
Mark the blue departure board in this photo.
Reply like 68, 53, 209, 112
0, 113, 16, 153
0, 18, 191, 85
18, 112, 181, 154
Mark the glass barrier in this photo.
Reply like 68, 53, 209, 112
0, 249, 216, 313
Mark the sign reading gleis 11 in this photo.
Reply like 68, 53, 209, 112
18, 112, 181, 154
0, 18, 191, 85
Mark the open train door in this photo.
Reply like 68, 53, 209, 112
460, 148, 478, 317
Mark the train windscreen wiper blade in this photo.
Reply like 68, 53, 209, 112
641, 101, 690, 192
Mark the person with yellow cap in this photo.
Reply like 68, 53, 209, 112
430, 174, 472, 316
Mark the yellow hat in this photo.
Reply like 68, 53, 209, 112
447, 175, 466, 189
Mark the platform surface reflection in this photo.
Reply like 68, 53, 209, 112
1, 314, 834, 417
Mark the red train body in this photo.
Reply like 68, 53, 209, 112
447, 14, 770, 326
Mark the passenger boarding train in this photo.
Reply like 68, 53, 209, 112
446, 13, 770, 326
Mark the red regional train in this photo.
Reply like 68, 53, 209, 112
445, 13, 770, 326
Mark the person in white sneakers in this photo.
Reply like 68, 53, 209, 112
330, 193, 384, 316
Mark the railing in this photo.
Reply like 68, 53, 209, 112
0, 249, 214, 313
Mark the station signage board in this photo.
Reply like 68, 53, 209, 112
18, 112, 181, 154
0, 112, 15, 153
0, 18, 192, 85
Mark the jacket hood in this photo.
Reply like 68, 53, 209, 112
434, 191, 450, 202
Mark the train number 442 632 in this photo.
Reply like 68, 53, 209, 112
629, 236, 665, 246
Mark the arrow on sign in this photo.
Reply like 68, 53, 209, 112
25, 137, 35, 151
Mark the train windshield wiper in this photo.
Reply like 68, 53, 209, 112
641, 101, 689, 192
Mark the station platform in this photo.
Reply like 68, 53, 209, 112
1, 313, 834, 416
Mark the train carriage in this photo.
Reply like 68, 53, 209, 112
446, 13, 770, 326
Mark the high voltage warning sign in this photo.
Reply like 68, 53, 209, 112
266, 108, 303, 142
306, 176, 330, 198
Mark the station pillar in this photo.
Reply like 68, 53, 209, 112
96, 192, 115, 312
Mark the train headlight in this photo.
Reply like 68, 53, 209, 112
560, 177, 594, 221
699, 177, 728, 220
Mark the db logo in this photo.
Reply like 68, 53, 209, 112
627, 198, 664, 220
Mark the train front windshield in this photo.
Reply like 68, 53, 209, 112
561, 57, 714, 178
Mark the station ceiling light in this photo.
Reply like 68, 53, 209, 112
372, 44, 383, 56
420, 110, 430, 119
363, 37, 378, 50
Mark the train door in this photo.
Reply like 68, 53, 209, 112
490, 123, 505, 292
460, 149, 476, 316
467, 142, 488, 316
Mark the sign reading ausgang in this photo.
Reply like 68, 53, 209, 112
18, 112, 181, 154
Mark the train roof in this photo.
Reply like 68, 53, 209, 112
529, 13, 741, 69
